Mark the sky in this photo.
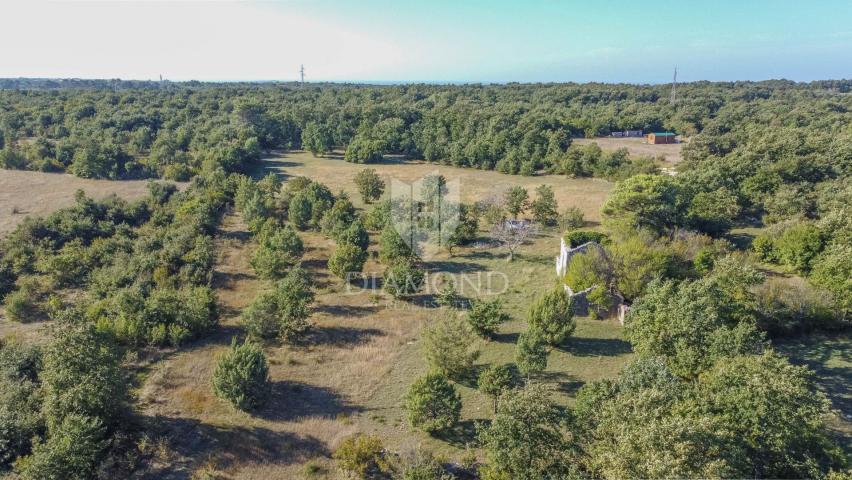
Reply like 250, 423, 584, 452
1, 0, 850, 84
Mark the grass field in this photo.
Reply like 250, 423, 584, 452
132, 155, 627, 477
574, 137, 685, 165
0, 169, 186, 238
254, 151, 613, 223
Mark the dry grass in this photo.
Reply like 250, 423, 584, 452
0, 169, 187, 238
254, 151, 612, 222
574, 137, 685, 164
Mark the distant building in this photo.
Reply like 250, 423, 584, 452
647, 132, 677, 144
610, 129, 643, 138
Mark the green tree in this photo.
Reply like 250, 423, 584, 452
422, 313, 480, 379
478, 383, 569, 480
527, 288, 575, 346
478, 364, 515, 413
18, 414, 107, 480
328, 242, 368, 279
558, 206, 585, 231
403, 373, 461, 434
333, 434, 390, 478
288, 191, 312, 230
810, 243, 852, 314
379, 225, 413, 264
345, 135, 385, 164
515, 329, 548, 377
466, 298, 510, 338
250, 224, 304, 279
530, 184, 558, 226
687, 187, 741, 235
625, 274, 766, 379
383, 259, 423, 298
774, 222, 825, 273
320, 196, 357, 240
301, 122, 333, 156
242, 268, 314, 342
696, 352, 845, 479
354, 168, 385, 203
504, 186, 529, 219
41, 320, 127, 431
212, 338, 270, 411
601, 174, 687, 235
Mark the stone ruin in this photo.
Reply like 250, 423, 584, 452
555, 237, 630, 324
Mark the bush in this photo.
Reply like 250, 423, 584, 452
563, 230, 607, 247
337, 220, 370, 251
41, 320, 127, 432
404, 373, 461, 433
478, 364, 515, 413
0, 341, 42, 469
18, 414, 107, 480
328, 242, 368, 279
774, 223, 825, 273
422, 313, 480, 379
320, 197, 357, 240
333, 434, 389, 478
558, 206, 585, 231
212, 338, 270, 411
530, 185, 558, 226
467, 298, 510, 338
354, 168, 385, 203
383, 259, 424, 298
515, 329, 548, 376
379, 225, 412, 264
527, 288, 575, 346
250, 224, 304, 279
243, 268, 314, 342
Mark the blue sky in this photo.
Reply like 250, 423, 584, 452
1, 0, 849, 83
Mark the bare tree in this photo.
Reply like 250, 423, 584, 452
490, 220, 538, 261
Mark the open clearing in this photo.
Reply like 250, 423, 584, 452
574, 136, 685, 164
133, 158, 627, 478
0, 169, 186, 238
255, 151, 613, 223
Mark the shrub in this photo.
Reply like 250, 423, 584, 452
328, 242, 368, 279
515, 329, 548, 377
422, 313, 480, 379
434, 276, 461, 308
527, 288, 575, 346
563, 230, 607, 247
0, 341, 42, 468
478, 364, 515, 413
337, 220, 370, 251
383, 259, 424, 298
212, 338, 270, 411
250, 224, 304, 279
530, 184, 558, 225
320, 197, 357, 240
774, 223, 825, 273
354, 168, 385, 203
364, 199, 391, 231
3, 276, 48, 323
242, 268, 314, 342
558, 206, 585, 231
379, 225, 412, 264
18, 414, 107, 480
333, 434, 389, 478
41, 320, 127, 431
404, 373, 461, 433
467, 298, 510, 338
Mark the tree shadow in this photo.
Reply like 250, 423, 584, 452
433, 419, 485, 448
298, 325, 384, 347
535, 370, 586, 395
211, 271, 255, 291
257, 380, 363, 422
490, 331, 520, 344
557, 336, 632, 357
139, 414, 327, 479
313, 303, 381, 319
218, 229, 252, 242
428, 260, 486, 274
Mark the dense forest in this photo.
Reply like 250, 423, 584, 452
0, 79, 850, 479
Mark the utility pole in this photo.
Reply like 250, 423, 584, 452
670, 66, 677, 105
300, 64, 305, 84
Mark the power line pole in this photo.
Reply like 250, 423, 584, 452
300, 64, 305, 84
672, 66, 677, 104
